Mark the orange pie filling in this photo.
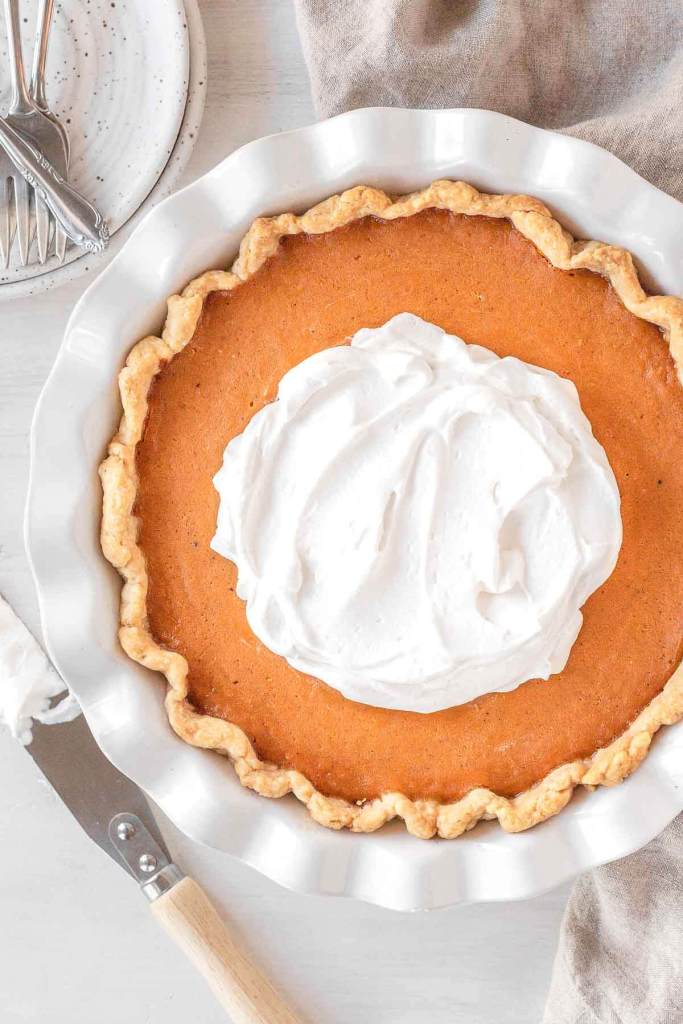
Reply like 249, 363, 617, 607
133, 209, 683, 806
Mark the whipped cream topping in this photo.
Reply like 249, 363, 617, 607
212, 313, 622, 714
0, 593, 80, 745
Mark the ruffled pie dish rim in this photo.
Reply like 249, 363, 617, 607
98, 179, 683, 840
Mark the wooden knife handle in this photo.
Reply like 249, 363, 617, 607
151, 877, 302, 1024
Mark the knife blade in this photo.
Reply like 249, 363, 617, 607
27, 713, 181, 895
23, 712, 301, 1022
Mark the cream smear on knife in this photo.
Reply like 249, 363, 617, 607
0, 594, 80, 744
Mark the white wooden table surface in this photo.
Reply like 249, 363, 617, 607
0, 2, 569, 1020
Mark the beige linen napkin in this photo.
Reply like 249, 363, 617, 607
543, 815, 683, 1024
293, 2, 683, 1020
293, 0, 683, 202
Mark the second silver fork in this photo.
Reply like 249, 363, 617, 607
1, 0, 69, 266
29, 0, 68, 262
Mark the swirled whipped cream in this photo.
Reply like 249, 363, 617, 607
212, 313, 622, 713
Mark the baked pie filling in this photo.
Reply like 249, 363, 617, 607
100, 182, 683, 837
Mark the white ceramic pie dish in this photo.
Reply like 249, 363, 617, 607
26, 107, 683, 911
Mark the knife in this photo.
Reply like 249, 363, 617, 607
25, 713, 301, 1023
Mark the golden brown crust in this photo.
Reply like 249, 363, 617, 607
99, 180, 683, 839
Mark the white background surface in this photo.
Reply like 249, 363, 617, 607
0, 2, 568, 1021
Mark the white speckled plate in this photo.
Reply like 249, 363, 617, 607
27, 108, 683, 911
0, 0, 194, 294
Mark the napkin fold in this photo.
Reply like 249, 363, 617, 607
543, 815, 683, 1024
0, 592, 80, 745
293, 0, 683, 203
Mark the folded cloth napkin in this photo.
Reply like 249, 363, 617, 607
293, 3, 683, 1020
293, 0, 683, 202
0, 592, 79, 745
543, 815, 683, 1024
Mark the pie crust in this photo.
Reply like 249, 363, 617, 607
99, 181, 683, 839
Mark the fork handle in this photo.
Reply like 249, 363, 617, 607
30, 0, 55, 109
0, 117, 109, 253
4, 0, 33, 113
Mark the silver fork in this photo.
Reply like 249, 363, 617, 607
0, 0, 32, 265
29, 0, 68, 262
1, 0, 68, 267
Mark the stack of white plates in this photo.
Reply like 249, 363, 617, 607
0, 0, 206, 299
